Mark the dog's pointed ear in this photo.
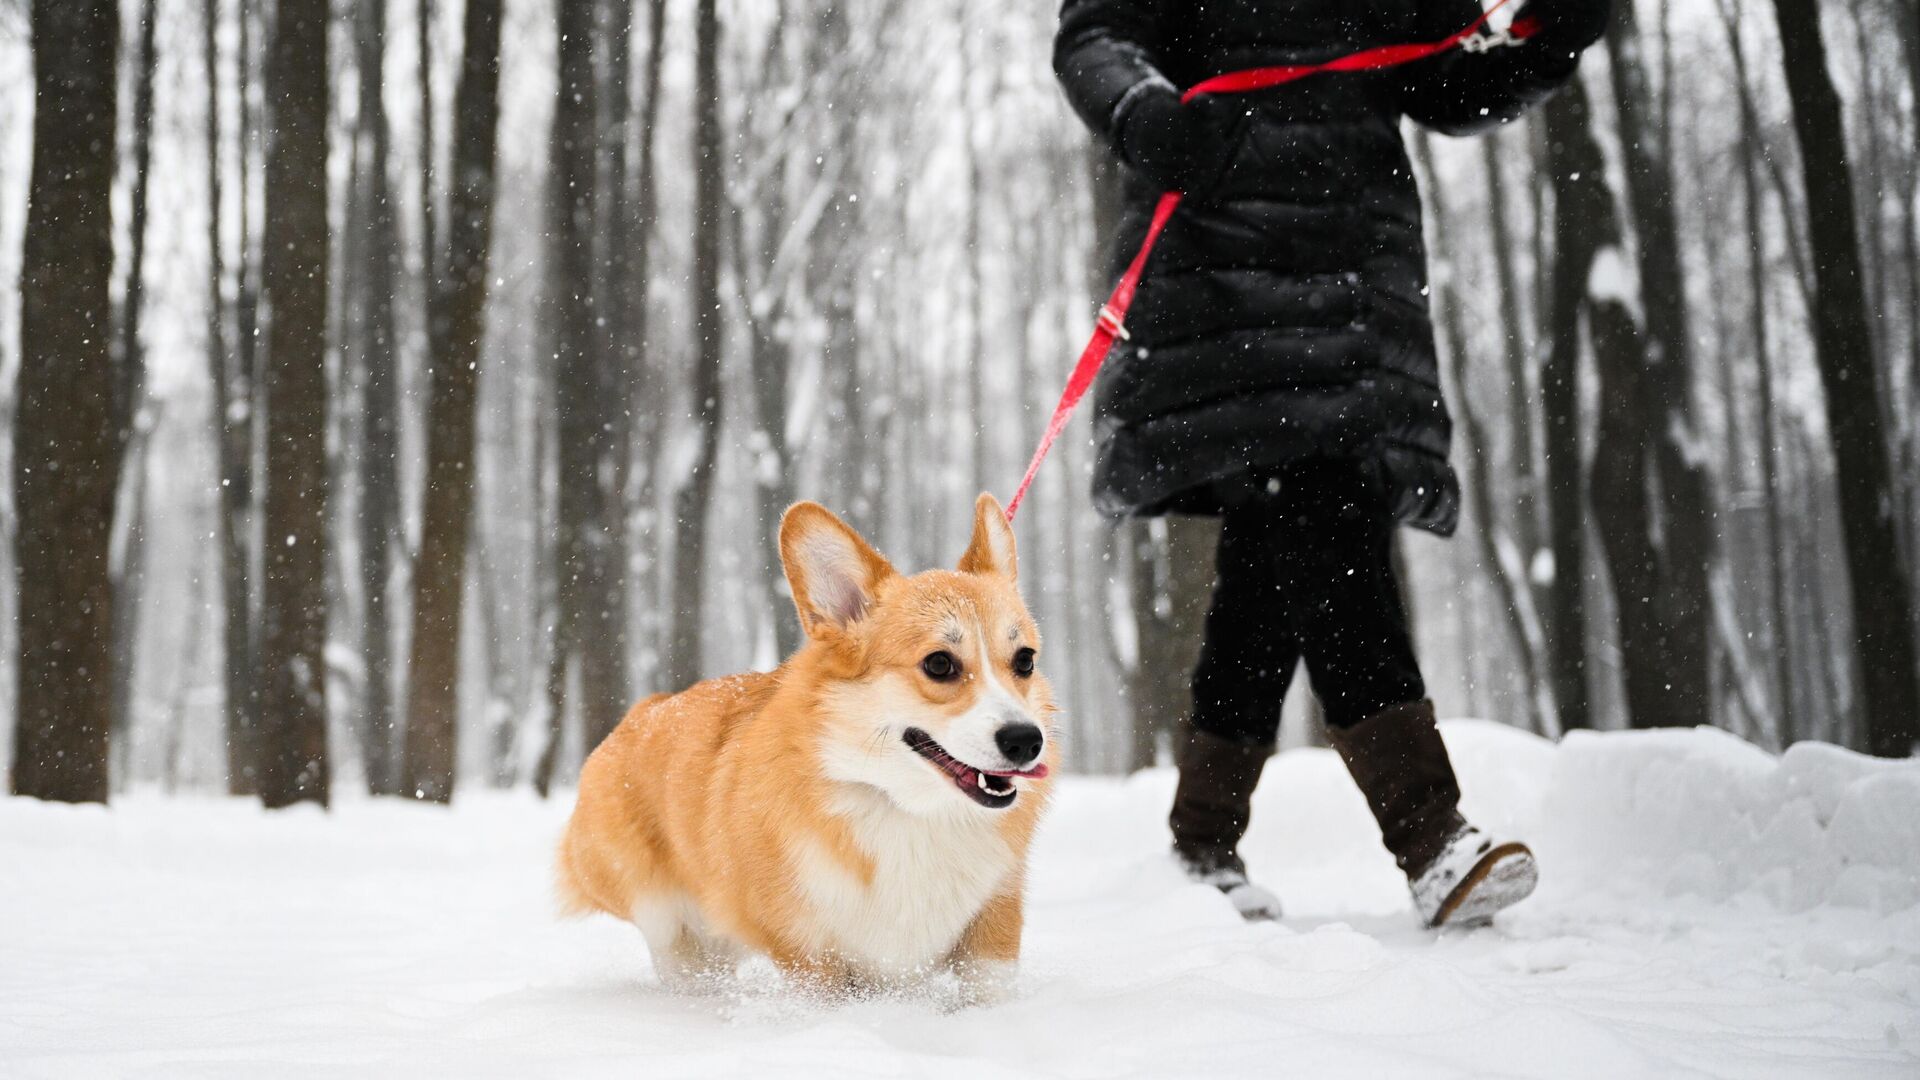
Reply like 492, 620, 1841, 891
780, 502, 896, 637
957, 493, 1018, 583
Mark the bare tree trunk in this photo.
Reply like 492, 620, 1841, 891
239, 0, 268, 707
539, 10, 588, 775
1120, 516, 1219, 771
1529, 121, 1552, 346
118, 0, 158, 457
1849, 1, 1891, 366
256, 0, 333, 808
961, 7, 991, 499
351, 0, 405, 796
108, 0, 160, 780
735, 160, 801, 660
1078, 143, 1194, 772
472, 543, 516, 786
1480, 131, 1540, 554
234, 4, 268, 796
1601, 4, 1715, 730
1544, 62, 1701, 735
531, 347, 566, 798
1905, 171, 1920, 587
1417, 132, 1556, 733
1699, 177, 1741, 486
12, 0, 121, 804
1770, 0, 1920, 756
108, 441, 154, 784
1850, 0, 1919, 579
596, 0, 638, 687
236, 0, 263, 426
722, 20, 811, 599
1692, 131, 1750, 727
402, 0, 505, 803
815, 0, 860, 517
204, 0, 260, 795
1720, 0, 1799, 742
541, 0, 629, 760
1792, 424, 1850, 742
1899, 0, 1920, 575
665, 0, 725, 692
1539, 82, 1602, 732
532, 605, 569, 798
416, 0, 437, 284
622, 0, 669, 687
1588, 300, 1685, 734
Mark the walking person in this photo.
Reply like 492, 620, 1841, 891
1053, 0, 1609, 925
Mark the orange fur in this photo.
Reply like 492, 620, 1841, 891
558, 494, 1057, 998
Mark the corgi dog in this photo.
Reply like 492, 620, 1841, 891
558, 494, 1057, 1001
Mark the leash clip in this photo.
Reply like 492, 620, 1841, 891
1097, 305, 1131, 341
1460, 26, 1522, 52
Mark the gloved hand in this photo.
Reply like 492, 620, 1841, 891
1515, 0, 1612, 54
1115, 83, 1243, 199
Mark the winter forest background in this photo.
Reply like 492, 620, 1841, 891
3, 0, 1919, 808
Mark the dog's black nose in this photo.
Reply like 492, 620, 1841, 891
995, 722, 1045, 766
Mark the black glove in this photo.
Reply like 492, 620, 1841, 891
1517, 0, 1612, 54
1115, 83, 1243, 198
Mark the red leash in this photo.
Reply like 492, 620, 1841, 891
1004, 0, 1536, 521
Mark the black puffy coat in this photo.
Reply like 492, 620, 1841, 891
1055, 0, 1587, 533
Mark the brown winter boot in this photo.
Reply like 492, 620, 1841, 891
1327, 700, 1537, 927
1169, 726, 1282, 920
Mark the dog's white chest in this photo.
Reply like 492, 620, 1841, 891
793, 796, 1016, 977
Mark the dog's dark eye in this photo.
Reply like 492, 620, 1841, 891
1012, 648, 1036, 678
921, 651, 959, 681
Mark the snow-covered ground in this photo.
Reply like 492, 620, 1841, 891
3, 723, 1917, 1078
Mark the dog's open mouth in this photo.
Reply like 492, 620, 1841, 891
902, 728, 1048, 809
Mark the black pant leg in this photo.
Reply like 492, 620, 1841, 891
1189, 506, 1301, 745
1271, 462, 1426, 730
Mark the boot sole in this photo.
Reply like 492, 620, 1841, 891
1431, 841, 1537, 928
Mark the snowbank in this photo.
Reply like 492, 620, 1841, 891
1532, 727, 1920, 913
2, 725, 1915, 1078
